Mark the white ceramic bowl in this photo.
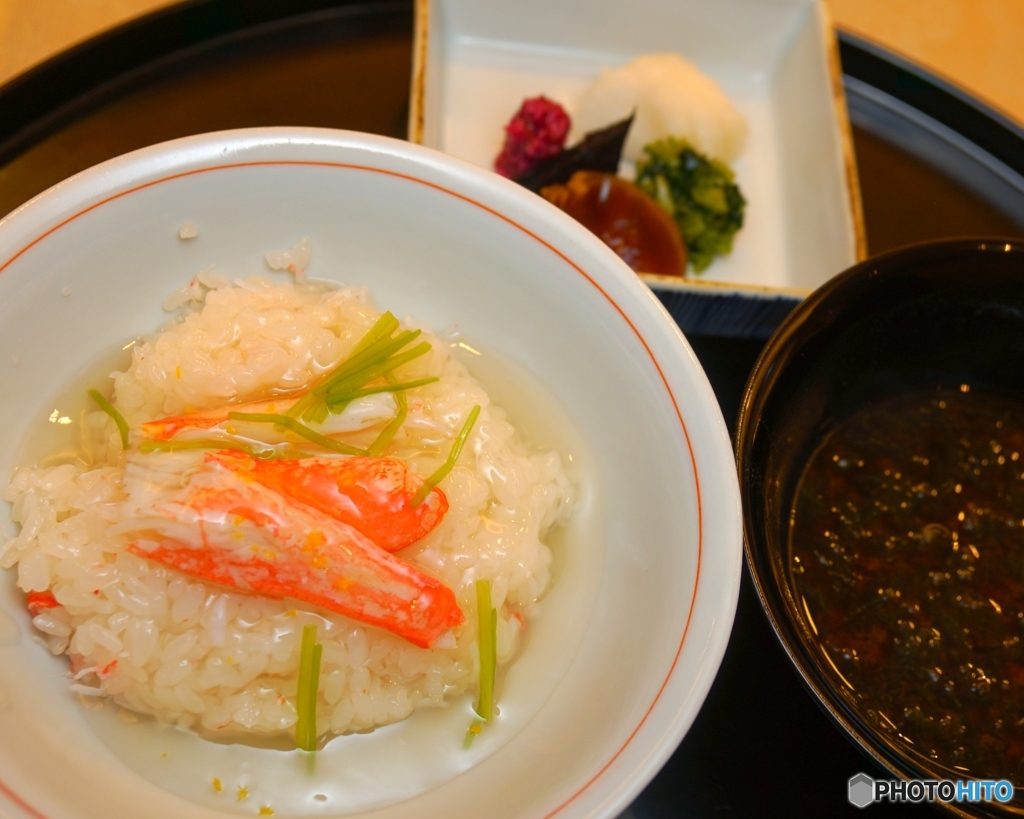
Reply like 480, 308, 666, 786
0, 128, 741, 819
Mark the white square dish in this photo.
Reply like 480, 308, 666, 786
409, 0, 866, 337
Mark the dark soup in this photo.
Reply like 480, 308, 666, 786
790, 388, 1024, 785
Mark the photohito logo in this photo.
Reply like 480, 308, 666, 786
848, 773, 1014, 807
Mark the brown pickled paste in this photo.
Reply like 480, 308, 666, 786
541, 171, 686, 276
790, 390, 1024, 783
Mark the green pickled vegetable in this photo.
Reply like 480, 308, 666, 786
367, 373, 408, 457
138, 438, 278, 459
410, 405, 480, 507
635, 137, 745, 273
296, 625, 322, 753
464, 578, 497, 748
474, 579, 497, 722
285, 311, 433, 432
226, 412, 368, 456
88, 388, 130, 449
323, 376, 439, 409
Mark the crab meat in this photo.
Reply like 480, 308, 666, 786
116, 458, 463, 648
211, 451, 447, 552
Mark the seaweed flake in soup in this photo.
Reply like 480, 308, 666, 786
790, 389, 1024, 786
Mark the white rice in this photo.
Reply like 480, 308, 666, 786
1, 275, 575, 740
572, 52, 748, 165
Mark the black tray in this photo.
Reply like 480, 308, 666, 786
2, 3, 1023, 816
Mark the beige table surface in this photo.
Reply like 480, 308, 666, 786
1, 0, 1023, 127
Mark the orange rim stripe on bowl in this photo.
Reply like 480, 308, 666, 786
0, 159, 705, 819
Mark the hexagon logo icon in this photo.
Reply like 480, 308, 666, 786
849, 773, 875, 808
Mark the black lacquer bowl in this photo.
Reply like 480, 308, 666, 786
736, 238, 1024, 817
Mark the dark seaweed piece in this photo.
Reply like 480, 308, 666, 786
513, 115, 633, 193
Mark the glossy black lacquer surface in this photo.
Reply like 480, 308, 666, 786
837, 36, 1024, 183
735, 240, 1024, 819
2, 3, 1024, 817
0, 0, 414, 218
0, 0, 413, 166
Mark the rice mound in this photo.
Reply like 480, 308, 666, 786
572, 52, 748, 165
1, 276, 575, 738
